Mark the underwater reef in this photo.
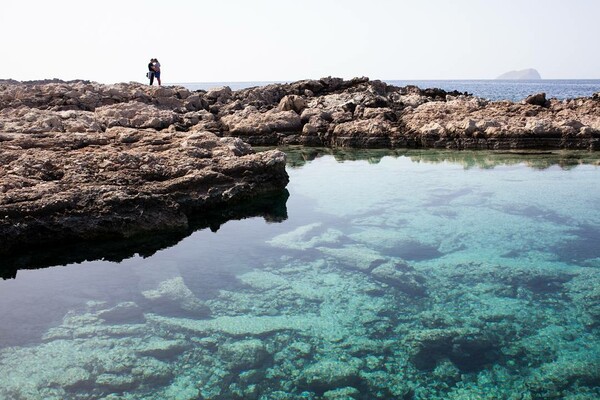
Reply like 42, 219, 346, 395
1, 80, 600, 399
1, 214, 599, 399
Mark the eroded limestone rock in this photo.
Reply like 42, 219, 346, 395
0, 127, 288, 253
2, 78, 598, 152
2, 77, 598, 252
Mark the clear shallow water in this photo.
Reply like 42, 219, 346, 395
1, 149, 600, 399
178, 79, 600, 102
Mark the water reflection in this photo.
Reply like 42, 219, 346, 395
276, 146, 600, 170
5, 147, 600, 279
1, 191, 289, 280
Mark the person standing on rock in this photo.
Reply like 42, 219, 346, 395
153, 59, 161, 86
147, 58, 155, 85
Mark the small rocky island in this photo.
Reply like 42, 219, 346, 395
496, 68, 542, 80
1, 77, 599, 252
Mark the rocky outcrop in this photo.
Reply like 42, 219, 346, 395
401, 95, 600, 149
0, 127, 288, 254
1, 77, 598, 251
2, 78, 598, 151
524, 92, 548, 107
222, 79, 599, 150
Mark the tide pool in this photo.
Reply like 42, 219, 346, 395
1, 149, 599, 399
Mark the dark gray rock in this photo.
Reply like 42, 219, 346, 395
525, 92, 548, 107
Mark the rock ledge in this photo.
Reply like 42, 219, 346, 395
0, 126, 288, 254
1, 77, 599, 252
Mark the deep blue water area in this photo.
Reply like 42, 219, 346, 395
179, 79, 600, 102
387, 79, 600, 101
1, 149, 600, 399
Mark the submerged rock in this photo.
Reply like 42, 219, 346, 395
406, 327, 501, 372
322, 386, 360, 400
527, 356, 600, 398
136, 339, 187, 359
95, 373, 138, 391
319, 245, 388, 272
267, 223, 343, 251
142, 277, 211, 317
300, 359, 362, 392
55, 367, 93, 390
97, 302, 144, 324
370, 261, 427, 297
219, 339, 269, 371
145, 313, 334, 337
566, 270, 600, 327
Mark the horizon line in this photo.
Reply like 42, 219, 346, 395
169, 77, 600, 84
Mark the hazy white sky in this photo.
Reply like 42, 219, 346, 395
2, 0, 599, 84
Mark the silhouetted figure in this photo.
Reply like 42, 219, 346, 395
147, 58, 155, 85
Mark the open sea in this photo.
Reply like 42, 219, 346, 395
2, 79, 600, 399
178, 79, 600, 102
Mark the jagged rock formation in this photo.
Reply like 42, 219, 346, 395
1, 77, 599, 251
2, 77, 598, 151
0, 126, 288, 254
218, 77, 599, 149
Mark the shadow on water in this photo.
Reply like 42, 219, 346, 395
555, 224, 600, 264
498, 203, 573, 225
380, 240, 443, 261
268, 146, 600, 170
0, 190, 289, 280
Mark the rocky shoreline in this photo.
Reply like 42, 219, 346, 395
1, 77, 599, 253
0, 125, 289, 254
2, 77, 599, 150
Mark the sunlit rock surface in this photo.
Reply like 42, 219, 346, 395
2, 78, 598, 151
0, 124, 288, 253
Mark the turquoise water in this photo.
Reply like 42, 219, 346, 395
1, 149, 600, 399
